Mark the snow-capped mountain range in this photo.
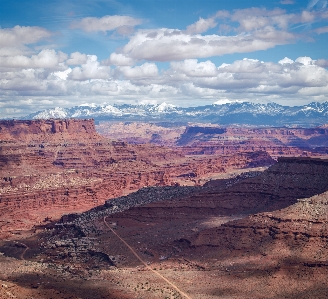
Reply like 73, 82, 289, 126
22, 101, 328, 126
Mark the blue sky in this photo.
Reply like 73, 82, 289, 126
0, 0, 328, 117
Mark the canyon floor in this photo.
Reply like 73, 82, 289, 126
1, 120, 328, 298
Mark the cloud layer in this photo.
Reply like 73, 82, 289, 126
0, 6, 328, 117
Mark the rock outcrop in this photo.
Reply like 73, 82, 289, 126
191, 158, 328, 258
0, 119, 101, 142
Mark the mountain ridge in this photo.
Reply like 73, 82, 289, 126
18, 101, 328, 126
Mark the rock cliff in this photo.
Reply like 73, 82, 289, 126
0, 119, 101, 142
191, 158, 328, 257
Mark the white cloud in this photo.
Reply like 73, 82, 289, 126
0, 49, 67, 69
67, 52, 88, 65
162, 56, 328, 95
71, 15, 142, 33
0, 26, 52, 49
315, 26, 328, 34
185, 17, 217, 34
0, 26, 53, 56
1, 55, 328, 118
117, 63, 158, 79
90, 81, 118, 94
103, 53, 135, 66
315, 59, 328, 67
108, 7, 325, 62
214, 98, 234, 105
279, 57, 294, 64
68, 55, 111, 81
295, 56, 314, 65
53, 68, 72, 80
300, 10, 315, 22
118, 28, 295, 62
231, 8, 287, 31
170, 59, 218, 77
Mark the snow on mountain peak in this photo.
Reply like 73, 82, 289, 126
214, 99, 233, 105
156, 102, 176, 112
22, 101, 328, 126
32, 107, 68, 119
101, 105, 122, 115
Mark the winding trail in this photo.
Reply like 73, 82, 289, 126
13, 241, 29, 260
103, 216, 192, 299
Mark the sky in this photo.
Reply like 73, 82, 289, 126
0, 0, 328, 118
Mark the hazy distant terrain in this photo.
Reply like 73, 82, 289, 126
22, 101, 328, 127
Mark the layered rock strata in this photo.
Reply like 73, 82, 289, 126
0, 119, 274, 234
2, 156, 328, 299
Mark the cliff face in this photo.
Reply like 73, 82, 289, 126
191, 191, 328, 266
191, 158, 328, 258
0, 119, 101, 142
176, 126, 328, 157
114, 157, 328, 226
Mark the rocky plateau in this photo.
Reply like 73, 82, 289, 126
97, 122, 328, 159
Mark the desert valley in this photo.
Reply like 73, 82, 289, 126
1, 117, 328, 298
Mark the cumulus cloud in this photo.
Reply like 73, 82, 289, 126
279, 57, 294, 64
0, 49, 67, 69
185, 17, 217, 34
103, 53, 135, 66
71, 15, 143, 33
112, 7, 327, 62
0, 26, 52, 49
66, 52, 88, 65
117, 63, 158, 79
1, 55, 328, 118
295, 56, 314, 65
0, 25, 53, 56
53, 69, 72, 80
117, 27, 295, 62
68, 55, 111, 81
210, 57, 327, 89
90, 81, 118, 94
170, 59, 218, 77
315, 59, 328, 67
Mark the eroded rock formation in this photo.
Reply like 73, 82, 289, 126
2, 156, 328, 299
0, 119, 274, 235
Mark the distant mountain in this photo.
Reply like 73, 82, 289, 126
21, 101, 328, 126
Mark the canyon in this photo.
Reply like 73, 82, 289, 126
1, 119, 328, 298
0, 119, 274, 235
97, 121, 328, 158
1, 157, 328, 298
